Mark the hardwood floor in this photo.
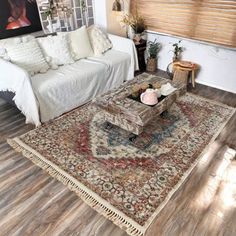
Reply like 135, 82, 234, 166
0, 80, 236, 236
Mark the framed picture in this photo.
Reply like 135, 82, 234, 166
0, 0, 42, 39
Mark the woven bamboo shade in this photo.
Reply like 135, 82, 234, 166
131, 0, 236, 48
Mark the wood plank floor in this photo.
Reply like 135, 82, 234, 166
0, 81, 236, 236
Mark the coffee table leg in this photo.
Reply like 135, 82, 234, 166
104, 121, 113, 130
192, 70, 195, 88
161, 110, 168, 118
129, 133, 137, 142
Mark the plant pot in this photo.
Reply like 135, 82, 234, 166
146, 58, 157, 72
173, 55, 181, 62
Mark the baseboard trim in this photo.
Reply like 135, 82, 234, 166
196, 80, 236, 94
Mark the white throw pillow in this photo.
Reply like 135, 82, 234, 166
88, 25, 113, 55
37, 34, 74, 66
59, 26, 94, 60
0, 35, 35, 61
5, 38, 49, 76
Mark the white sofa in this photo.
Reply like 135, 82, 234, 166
0, 34, 139, 126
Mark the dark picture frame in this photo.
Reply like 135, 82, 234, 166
0, 0, 42, 39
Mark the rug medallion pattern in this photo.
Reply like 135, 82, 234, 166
10, 93, 235, 235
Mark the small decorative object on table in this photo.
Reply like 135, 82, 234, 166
140, 88, 161, 106
173, 61, 199, 88
146, 39, 161, 72
131, 82, 149, 98
160, 83, 177, 96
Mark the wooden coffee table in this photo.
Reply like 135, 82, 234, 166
92, 73, 186, 138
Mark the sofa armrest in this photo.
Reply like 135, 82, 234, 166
0, 59, 40, 126
108, 34, 139, 79
0, 58, 28, 81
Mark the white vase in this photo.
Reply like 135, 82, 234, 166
127, 26, 135, 39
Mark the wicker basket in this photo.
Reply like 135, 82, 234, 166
146, 58, 157, 72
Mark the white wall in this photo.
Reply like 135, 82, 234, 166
94, 0, 129, 36
105, 0, 130, 37
93, 0, 107, 30
147, 32, 236, 94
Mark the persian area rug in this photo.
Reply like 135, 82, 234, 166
8, 93, 235, 236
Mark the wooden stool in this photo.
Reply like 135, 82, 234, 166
173, 61, 199, 87
173, 70, 189, 85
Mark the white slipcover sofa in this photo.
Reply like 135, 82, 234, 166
0, 34, 139, 126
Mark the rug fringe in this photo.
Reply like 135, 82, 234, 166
7, 138, 144, 236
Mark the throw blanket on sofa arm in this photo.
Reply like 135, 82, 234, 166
0, 58, 41, 126
108, 34, 139, 79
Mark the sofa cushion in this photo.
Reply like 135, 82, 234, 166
58, 26, 94, 60
88, 25, 113, 55
4, 37, 49, 76
37, 34, 74, 67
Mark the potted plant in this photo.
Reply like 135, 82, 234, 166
121, 11, 146, 41
146, 39, 161, 72
172, 40, 184, 62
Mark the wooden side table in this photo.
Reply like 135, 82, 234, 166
173, 61, 199, 87
134, 39, 147, 72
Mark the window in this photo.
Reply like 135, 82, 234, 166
38, 0, 94, 33
131, 0, 236, 48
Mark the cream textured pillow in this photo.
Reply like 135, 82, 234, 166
37, 34, 74, 66
88, 25, 113, 55
59, 26, 94, 60
5, 38, 49, 76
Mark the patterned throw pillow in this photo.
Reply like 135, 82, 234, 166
37, 34, 74, 67
5, 37, 50, 76
88, 25, 113, 56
